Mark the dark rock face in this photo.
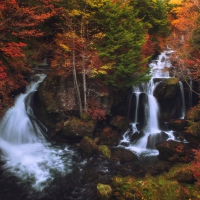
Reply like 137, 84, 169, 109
34, 74, 115, 138
111, 147, 138, 163
156, 140, 192, 163
153, 78, 181, 120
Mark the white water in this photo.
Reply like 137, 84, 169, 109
120, 50, 177, 155
0, 74, 73, 191
179, 81, 186, 119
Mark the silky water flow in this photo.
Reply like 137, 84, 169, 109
0, 74, 74, 191
119, 49, 190, 156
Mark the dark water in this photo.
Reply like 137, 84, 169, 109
0, 143, 174, 200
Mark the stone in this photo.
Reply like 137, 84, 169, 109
80, 136, 97, 154
111, 147, 138, 163
99, 126, 120, 146
174, 170, 196, 184
97, 183, 112, 200
156, 140, 192, 162
97, 145, 111, 159
110, 115, 130, 131
63, 117, 96, 139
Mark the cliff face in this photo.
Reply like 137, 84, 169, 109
33, 74, 128, 141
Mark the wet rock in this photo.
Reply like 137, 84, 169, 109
167, 119, 187, 131
97, 145, 111, 159
110, 116, 130, 132
173, 131, 185, 141
80, 136, 97, 154
184, 122, 200, 146
156, 140, 192, 162
130, 132, 140, 143
146, 132, 169, 149
63, 117, 96, 139
111, 148, 138, 163
174, 169, 196, 184
97, 183, 112, 200
99, 127, 120, 146
154, 78, 181, 120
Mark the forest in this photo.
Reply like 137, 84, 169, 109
1, 0, 200, 199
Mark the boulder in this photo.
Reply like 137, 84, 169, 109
110, 115, 130, 132
174, 169, 196, 184
97, 145, 111, 159
156, 140, 192, 162
98, 126, 120, 146
63, 117, 96, 139
111, 147, 138, 163
80, 136, 97, 154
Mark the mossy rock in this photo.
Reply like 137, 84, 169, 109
110, 115, 130, 132
174, 169, 196, 184
80, 136, 97, 154
156, 140, 192, 162
111, 148, 138, 163
97, 183, 112, 200
99, 126, 120, 146
63, 117, 96, 138
97, 145, 111, 159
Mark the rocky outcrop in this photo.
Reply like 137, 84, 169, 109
34, 74, 116, 138
154, 78, 181, 120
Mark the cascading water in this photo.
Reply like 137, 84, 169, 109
0, 74, 74, 191
179, 81, 186, 119
119, 50, 185, 155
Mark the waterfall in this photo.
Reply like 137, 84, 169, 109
0, 74, 73, 191
189, 79, 193, 108
179, 81, 186, 119
120, 50, 179, 155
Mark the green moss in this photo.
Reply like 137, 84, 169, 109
80, 136, 97, 154
111, 164, 200, 200
166, 78, 179, 85
97, 145, 111, 159
97, 183, 112, 200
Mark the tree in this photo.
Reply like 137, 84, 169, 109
167, 0, 200, 95
90, 0, 150, 88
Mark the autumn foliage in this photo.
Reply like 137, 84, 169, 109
87, 98, 106, 121
191, 149, 200, 185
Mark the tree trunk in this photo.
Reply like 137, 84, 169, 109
72, 34, 83, 117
